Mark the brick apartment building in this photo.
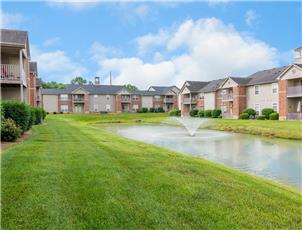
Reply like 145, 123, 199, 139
0, 29, 42, 107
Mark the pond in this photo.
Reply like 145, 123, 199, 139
105, 124, 302, 190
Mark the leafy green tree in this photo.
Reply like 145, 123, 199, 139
42, 81, 65, 89
71, 76, 87, 85
125, 84, 138, 91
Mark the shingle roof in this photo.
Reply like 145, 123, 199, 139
0, 29, 28, 45
41, 88, 67, 95
199, 78, 226, 93
295, 64, 302, 68
246, 66, 288, 85
185, 81, 209, 92
132, 90, 157, 96
229, 77, 251, 86
30, 62, 37, 74
149, 86, 179, 95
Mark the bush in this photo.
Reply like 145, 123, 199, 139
34, 107, 43, 124
28, 108, 36, 130
157, 107, 164, 113
142, 108, 148, 113
189, 109, 198, 117
149, 107, 155, 113
239, 113, 249, 119
42, 109, 47, 120
261, 108, 274, 119
1, 118, 21, 141
257, 115, 266, 120
2, 100, 31, 133
169, 109, 181, 116
198, 110, 204, 117
218, 115, 222, 118
269, 112, 279, 120
204, 110, 212, 118
211, 109, 222, 118
243, 108, 256, 117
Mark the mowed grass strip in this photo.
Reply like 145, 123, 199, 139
2, 115, 302, 229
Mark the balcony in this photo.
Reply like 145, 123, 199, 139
73, 97, 84, 103
121, 96, 131, 103
164, 98, 174, 103
222, 94, 233, 101
287, 86, 302, 97
1, 64, 21, 83
183, 98, 197, 104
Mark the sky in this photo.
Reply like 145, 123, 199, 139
1, 1, 301, 88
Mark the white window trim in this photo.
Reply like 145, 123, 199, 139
255, 103, 260, 115
272, 83, 278, 94
106, 95, 110, 100
272, 102, 278, 112
60, 94, 68, 101
254, 85, 260, 96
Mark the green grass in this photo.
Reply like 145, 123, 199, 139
202, 118, 302, 140
2, 115, 302, 229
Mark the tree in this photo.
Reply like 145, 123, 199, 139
42, 81, 65, 89
70, 76, 87, 85
125, 84, 138, 91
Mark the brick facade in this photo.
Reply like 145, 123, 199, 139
28, 72, 36, 107
233, 86, 246, 118
278, 80, 287, 120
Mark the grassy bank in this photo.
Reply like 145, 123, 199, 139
2, 115, 301, 229
202, 118, 302, 140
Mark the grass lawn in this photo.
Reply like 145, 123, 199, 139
2, 114, 302, 229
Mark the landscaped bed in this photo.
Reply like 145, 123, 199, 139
1, 114, 301, 229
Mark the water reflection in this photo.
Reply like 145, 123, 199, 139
106, 125, 302, 190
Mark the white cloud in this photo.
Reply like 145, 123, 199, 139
245, 10, 258, 27
31, 45, 87, 83
47, 0, 100, 10
91, 17, 279, 88
133, 4, 150, 19
0, 11, 25, 28
43, 37, 61, 47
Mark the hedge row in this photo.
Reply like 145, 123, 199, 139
169, 109, 181, 116
138, 107, 165, 113
1, 100, 47, 142
190, 109, 222, 118
239, 107, 279, 120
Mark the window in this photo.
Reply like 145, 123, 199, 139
133, 104, 138, 112
254, 85, 260, 95
272, 103, 278, 112
60, 105, 68, 113
106, 104, 111, 112
272, 83, 278, 94
255, 104, 260, 115
222, 89, 227, 95
106, 95, 110, 100
154, 95, 161, 100
132, 95, 139, 101
93, 104, 98, 112
60, 94, 68, 101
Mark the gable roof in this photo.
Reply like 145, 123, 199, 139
246, 66, 288, 85
0, 29, 28, 45
184, 81, 209, 92
148, 86, 179, 95
199, 78, 226, 93
229, 76, 251, 85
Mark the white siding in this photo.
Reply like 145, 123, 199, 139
142, 96, 153, 108
246, 83, 279, 113
43, 95, 58, 113
89, 95, 116, 112
204, 92, 216, 109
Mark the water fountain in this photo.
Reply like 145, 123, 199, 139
170, 117, 207, 136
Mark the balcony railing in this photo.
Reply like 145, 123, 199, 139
164, 98, 174, 103
73, 97, 84, 102
287, 113, 302, 120
222, 94, 233, 101
287, 86, 302, 97
1, 64, 20, 81
121, 97, 131, 103
183, 98, 197, 104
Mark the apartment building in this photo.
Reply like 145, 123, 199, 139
179, 47, 302, 120
42, 81, 179, 113
0, 29, 42, 106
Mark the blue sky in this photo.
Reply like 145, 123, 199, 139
2, 1, 301, 88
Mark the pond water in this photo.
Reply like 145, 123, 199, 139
105, 124, 302, 190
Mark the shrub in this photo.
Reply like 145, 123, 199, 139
2, 100, 31, 133
149, 107, 155, 113
257, 115, 266, 120
28, 108, 36, 130
211, 109, 222, 118
204, 110, 212, 118
34, 107, 43, 124
239, 113, 249, 119
142, 107, 148, 113
261, 108, 274, 119
53, 112, 57, 114
42, 109, 47, 120
189, 109, 198, 117
1, 118, 21, 142
243, 108, 256, 117
157, 107, 164, 113
218, 115, 222, 119
169, 109, 181, 116
198, 110, 204, 117
269, 112, 279, 120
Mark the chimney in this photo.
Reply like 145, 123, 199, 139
294, 46, 302, 64
94, 76, 100, 85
